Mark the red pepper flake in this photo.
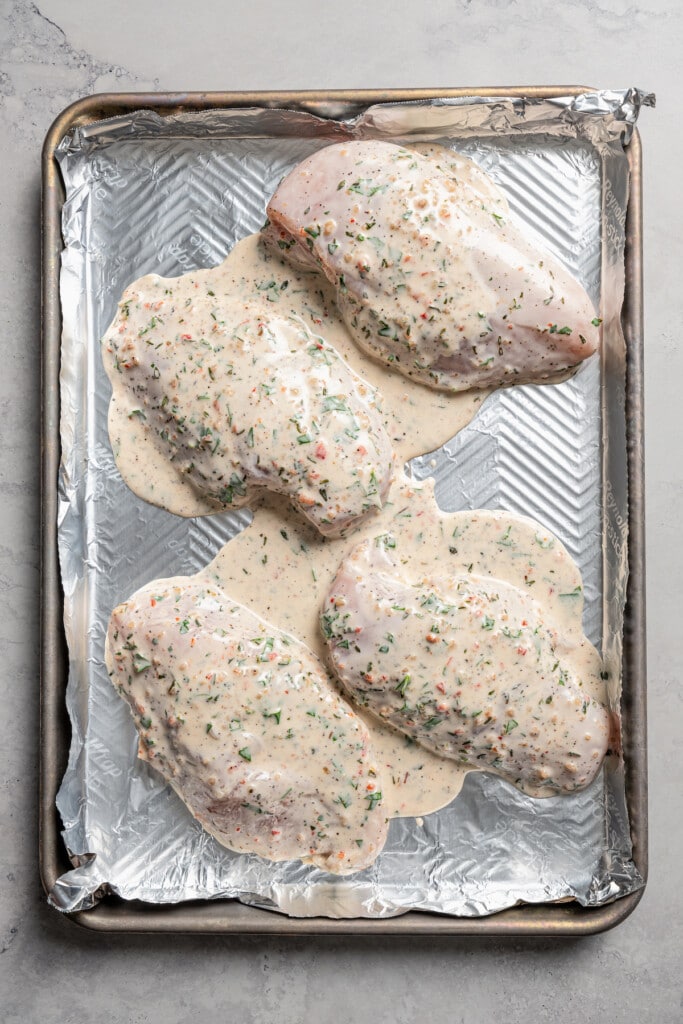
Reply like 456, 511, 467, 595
517, 646, 527, 656
315, 441, 327, 460
180, 333, 192, 341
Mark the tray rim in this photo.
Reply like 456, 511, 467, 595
40, 86, 648, 936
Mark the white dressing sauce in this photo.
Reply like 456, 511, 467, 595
106, 577, 390, 874
104, 232, 488, 518
103, 229, 605, 829
204, 475, 605, 817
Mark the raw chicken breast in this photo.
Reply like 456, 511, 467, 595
321, 540, 609, 796
264, 140, 599, 392
102, 290, 394, 536
106, 577, 388, 874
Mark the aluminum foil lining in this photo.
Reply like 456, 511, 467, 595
49, 90, 650, 917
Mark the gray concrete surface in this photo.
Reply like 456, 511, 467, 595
0, 1, 680, 1021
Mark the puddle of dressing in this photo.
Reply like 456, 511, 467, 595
103, 231, 604, 823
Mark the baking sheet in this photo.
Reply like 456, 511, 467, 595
47, 90, 650, 917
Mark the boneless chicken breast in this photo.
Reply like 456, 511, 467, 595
107, 577, 388, 874
322, 539, 610, 797
264, 140, 599, 391
102, 290, 394, 536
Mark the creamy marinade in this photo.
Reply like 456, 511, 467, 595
323, 533, 608, 796
103, 232, 487, 518
105, 475, 606, 823
106, 578, 389, 874
204, 476, 607, 816
101, 157, 605, 854
264, 141, 599, 390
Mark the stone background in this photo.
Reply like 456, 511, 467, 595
0, 2, 679, 1021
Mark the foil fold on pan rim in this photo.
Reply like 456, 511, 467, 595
57, 88, 655, 152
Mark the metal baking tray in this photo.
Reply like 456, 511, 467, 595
40, 88, 647, 934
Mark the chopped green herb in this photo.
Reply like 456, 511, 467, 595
395, 674, 411, 697
132, 652, 152, 674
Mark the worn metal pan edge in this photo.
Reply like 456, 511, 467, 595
40, 88, 647, 936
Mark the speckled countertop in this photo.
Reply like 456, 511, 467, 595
0, 2, 680, 1022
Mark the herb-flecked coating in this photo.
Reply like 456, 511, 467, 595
322, 539, 610, 797
102, 294, 394, 536
107, 577, 389, 874
264, 140, 600, 391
